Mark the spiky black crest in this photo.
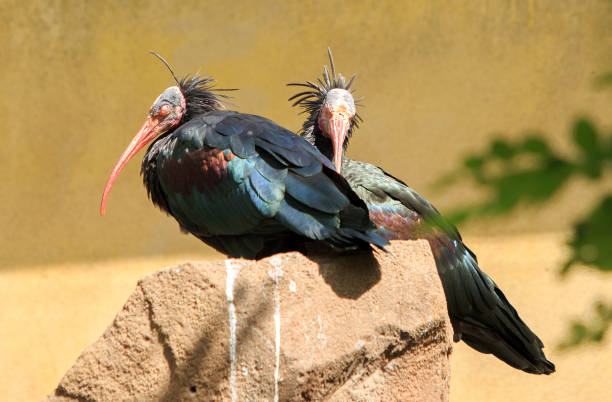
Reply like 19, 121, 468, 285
287, 48, 363, 139
179, 75, 235, 121
149, 51, 236, 122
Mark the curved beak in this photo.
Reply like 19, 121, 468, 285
100, 116, 161, 215
329, 112, 350, 173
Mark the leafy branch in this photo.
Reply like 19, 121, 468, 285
438, 118, 612, 274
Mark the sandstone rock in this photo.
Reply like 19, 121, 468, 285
44, 240, 452, 401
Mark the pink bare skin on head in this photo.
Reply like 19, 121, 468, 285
100, 86, 185, 215
317, 88, 356, 173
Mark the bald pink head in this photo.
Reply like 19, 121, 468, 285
100, 86, 185, 215
317, 88, 356, 173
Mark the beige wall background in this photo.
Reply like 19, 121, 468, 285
2, 0, 612, 268
2, 2, 612, 401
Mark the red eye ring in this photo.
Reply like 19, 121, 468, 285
159, 104, 171, 116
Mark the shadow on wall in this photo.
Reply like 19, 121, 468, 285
307, 245, 381, 299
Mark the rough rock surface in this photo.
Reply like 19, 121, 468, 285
44, 240, 452, 401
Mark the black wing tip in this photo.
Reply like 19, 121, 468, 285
462, 331, 556, 375
518, 358, 555, 375
532, 357, 555, 375
332, 228, 390, 251
517, 344, 555, 374
366, 232, 390, 251
358, 231, 389, 251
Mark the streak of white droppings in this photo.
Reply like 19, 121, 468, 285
317, 314, 326, 348
225, 260, 242, 402
268, 256, 284, 402
289, 280, 297, 293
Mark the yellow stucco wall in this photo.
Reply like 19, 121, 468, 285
2, 0, 612, 267
2, 1, 612, 400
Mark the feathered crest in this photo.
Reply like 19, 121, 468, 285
149, 51, 236, 121
179, 75, 236, 121
287, 48, 363, 135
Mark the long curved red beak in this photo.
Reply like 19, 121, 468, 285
329, 113, 350, 173
100, 117, 160, 215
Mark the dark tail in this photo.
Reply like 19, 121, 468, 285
433, 238, 555, 374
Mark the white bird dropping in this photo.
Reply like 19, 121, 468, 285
268, 256, 284, 402
225, 260, 242, 402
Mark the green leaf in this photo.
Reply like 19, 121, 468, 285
573, 119, 598, 152
444, 208, 474, 225
493, 158, 573, 204
595, 71, 612, 88
522, 136, 550, 155
572, 119, 605, 178
464, 156, 484, 170
564, 195, 612, 273
491, 140, 515, 159
559, 301, 612, 349
574, 119, 605, 178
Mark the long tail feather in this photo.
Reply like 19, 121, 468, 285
433, 238, 555, 374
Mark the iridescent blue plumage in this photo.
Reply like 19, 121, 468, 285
140, 96, 387, 259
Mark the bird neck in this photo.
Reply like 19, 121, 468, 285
141, 132, 174, 214
317, 134, 337, 163
303, 124, 339, 164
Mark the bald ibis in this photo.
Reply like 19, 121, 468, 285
101, 53, 388, 259
288, 50, 555, 374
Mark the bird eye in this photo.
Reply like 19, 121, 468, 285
159, 104, 171, 116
